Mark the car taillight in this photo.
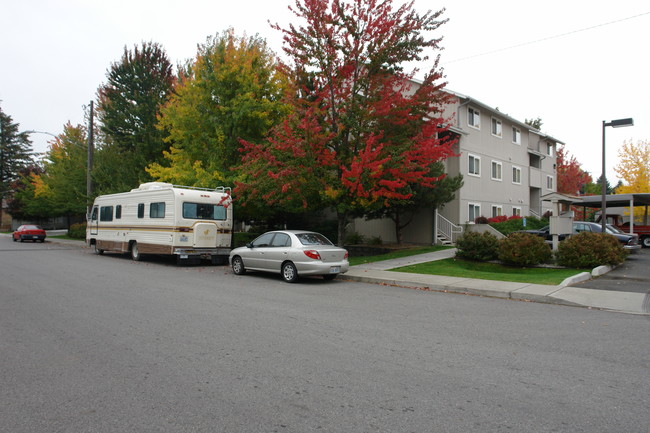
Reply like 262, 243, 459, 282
344, 250, 349, 259
304, 250, 321, 260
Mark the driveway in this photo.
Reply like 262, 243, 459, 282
575, 248, 650, 294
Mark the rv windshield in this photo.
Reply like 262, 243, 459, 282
182, 202, 227, 220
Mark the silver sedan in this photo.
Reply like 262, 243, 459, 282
229, 230, 349, 282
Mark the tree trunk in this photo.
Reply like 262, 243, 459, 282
337, 211, 348, 246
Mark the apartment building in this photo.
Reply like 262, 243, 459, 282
351, 88, 561, 244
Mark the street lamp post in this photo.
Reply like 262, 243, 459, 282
601, 117, 634, 233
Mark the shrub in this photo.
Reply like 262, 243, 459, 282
489, 215, 547, 236
487, 215, 508, 223
367, 236, 382, 246
233, 232, 260, 247
68, 222, 87, 239
455, 231, 499, 261
474, 216, 489, 224
344, 232, 366, 245
497, 232, 552, 266
556, 232, 628, 268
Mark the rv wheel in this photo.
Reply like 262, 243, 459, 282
94, 244, 104, 255
131, 242, 142, 261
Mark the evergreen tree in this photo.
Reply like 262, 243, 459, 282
96, 41, 175, 191
0, 105, 33, 226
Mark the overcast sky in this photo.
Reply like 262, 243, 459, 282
1, 0, 648, 184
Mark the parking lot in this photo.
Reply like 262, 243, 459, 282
575, 247, 650, 294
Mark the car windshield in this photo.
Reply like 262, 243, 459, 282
606, 224, 624, 234
296, 232, 333, 246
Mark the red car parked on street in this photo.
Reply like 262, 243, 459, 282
13, 225, 47, 243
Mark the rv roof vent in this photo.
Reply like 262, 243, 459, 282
133, 182, 174, 191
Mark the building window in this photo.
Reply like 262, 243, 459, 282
491, 161, 502, 181
468, 107, 480, 129
150, 202, 166, 218
491, 118, 502, 137
546, 142, 553, 156
137, 203, 145, 219
100, 206, 113, 222
512, 207, 522, 216
491, 205, 503, 218
512, 166, 522, 184
469, 203, 481, 223
547, 175, 554, 190
115, 205, 122, 219
512, 127, 521, 144
469, 154, 481, 176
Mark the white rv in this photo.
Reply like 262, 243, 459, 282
86, 182, 233, 264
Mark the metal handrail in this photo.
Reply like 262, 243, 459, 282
437, 213, 463, 243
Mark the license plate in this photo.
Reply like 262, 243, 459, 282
32, 236, 38, 239
180, 254, 189, 259
329, 266, 340, 273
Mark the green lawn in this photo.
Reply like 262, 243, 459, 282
347, 245, 453, 266
390, 258, 586, 285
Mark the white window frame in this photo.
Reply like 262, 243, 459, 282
546, 142, 553, 156
491, 205, 503, 218
512, 206, 522, 217
468, 154, 481, 177
468, 107, 480, 129
491, 160, 502, 181
512, 166, 522, 184
468, 203, 481, 223
512, 127, 521, 145
491, 117, 502, 137
547, 175, 554, 190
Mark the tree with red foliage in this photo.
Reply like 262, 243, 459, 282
236, 0, 456, 243
556, 145, 592, 195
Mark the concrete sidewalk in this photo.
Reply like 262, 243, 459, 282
341, 249, 650, 316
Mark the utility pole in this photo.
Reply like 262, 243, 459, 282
86, 101, 94, 218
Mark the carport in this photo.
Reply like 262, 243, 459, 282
576, 193, 650, 233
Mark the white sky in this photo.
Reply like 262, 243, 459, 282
1, 0, 648, 184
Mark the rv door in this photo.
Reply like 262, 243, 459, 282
89, 205, 99, 235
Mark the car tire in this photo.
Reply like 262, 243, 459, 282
13, 237, 17, 242
323, 274, 337, 281
642, 237, 650, 248
231, 256, 246, 275
20, 237, 24, 242
131, 242, 141, 261
281, 262, 298, 283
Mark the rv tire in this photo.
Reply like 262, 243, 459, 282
94, 244, 104, 255
131, 242, 142, 261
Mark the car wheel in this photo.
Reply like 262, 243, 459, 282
20, 237, 24, 243
131, 242, 141, 261
231, 256, 246, 275
642, 237, 650, 248
13, 237, 17, 242
323, 274, 337, 281
281, 262, 298, 283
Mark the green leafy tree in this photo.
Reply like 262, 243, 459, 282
0, 105, 33, 226
96, 41, 175, 190
525, 117, 543, 130
237, 0, 456, 244
148, 29, 289, 189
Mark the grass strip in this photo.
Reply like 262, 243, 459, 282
390, 257, 586, 285
347, 245, 453, 266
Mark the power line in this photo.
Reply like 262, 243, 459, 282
446, 11, 650, 64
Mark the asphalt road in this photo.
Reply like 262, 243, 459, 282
1, 236, 649, 432
575, 247, 650, 293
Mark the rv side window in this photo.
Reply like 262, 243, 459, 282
90, 206, 98, 221
137, 203, 145, 219
100, 206, 113, 222
182, 202, 226, 220
115, 205, 122, 219
150, 202, 166, 218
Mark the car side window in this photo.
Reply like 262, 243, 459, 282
252, 233, 275, 247
271, 233, 291, 247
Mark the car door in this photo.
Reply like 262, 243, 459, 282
245, 232, 276, 270
265, 233, 292, 271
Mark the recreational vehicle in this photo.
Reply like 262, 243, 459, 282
87, 182, 233, 264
